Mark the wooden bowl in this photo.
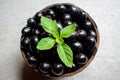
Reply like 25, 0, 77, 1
21, 3, 99, 78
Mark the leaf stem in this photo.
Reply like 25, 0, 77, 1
56, 38, 64, 45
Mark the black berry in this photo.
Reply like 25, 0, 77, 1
29, 36, 39, 52
39, 62, 51, 74
27, 56, 38, 68
63, 20, 73, 26
21, 26, 32, 35
34, 12, 43, 23
32, 29, 41, 36
70, 6, 81, 15
27, 18, 36, 26
78, 29, 87, 38
57, 21, 63, 32
45, 9, 55, 18
75, 53, 88, 65
21, 37, 30, 49
89, 30, 96, 37
51, 63, 64, 76
83, 20, 92, 31
72, 41, 83, 52
57, 5, 66, 13
62, 14, 71, 21
80, 11, 87, 21
85, 36, 96, 50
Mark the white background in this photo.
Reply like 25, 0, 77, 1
0, 0, 120, 80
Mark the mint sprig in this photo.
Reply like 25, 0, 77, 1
57, 43, 73, 67
36, 16, 76, 68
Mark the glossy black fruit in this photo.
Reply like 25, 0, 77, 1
89, 30, 96, 37
70, 31, 78, 39
75, 11, 86, 23
80, 11, 87, 21
85, 36, 96, 50
63, 20, 73, 26
72, 41, 83, 52
51, 63, 64, 76
45, 15, 53, 20
62, 14, 71, 21
71, 63, 76, 71
34, 12, 43, 23
70, 6, 81, 15
21, 37, 30, 49
45, 9, 55, 18
84, 20, 92, 31
24, 51, 34, 58
64, 31, 77, 44
27, 56, 38, 68
75, 53, 88, 65
57, 5, 66, 13
21, 26, 32, 35
32, 29, 41, 36
29, 36, 39, 52
78, 29, 87, 38
39, 62, 51, 74
57, 21, 63, 32
27, 18, 36, 26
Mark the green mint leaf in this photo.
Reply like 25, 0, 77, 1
36, 37, 55, 50
57, 43, 73, 68
60, 23, 76, 38
41, 16, 59, 38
